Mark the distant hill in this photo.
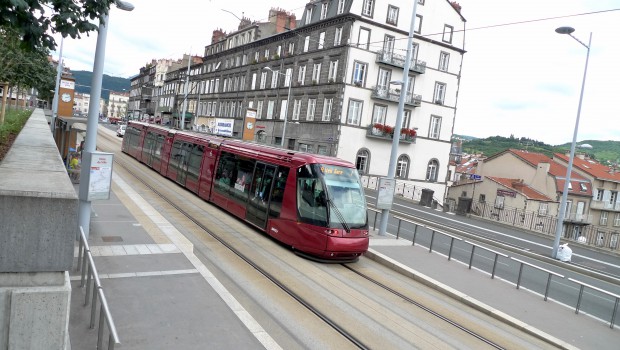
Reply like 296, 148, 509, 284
459, 135, 620, 164
70, 70, 130, 100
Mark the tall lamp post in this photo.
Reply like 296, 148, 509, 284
377, 1, 419, 236
263, 66, 291, 147
551, 27, 592, 259
78, 0, 134, 239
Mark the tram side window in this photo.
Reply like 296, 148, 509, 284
268, 168, 289, 218
142, 132, 155, 160
170, 140, 185, 171
214, 151, 255, 202
153, 134, 165, 162
296, 165, 328, 226
186, 144, 204, 183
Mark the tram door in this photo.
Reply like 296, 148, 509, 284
246, 163, 276, 228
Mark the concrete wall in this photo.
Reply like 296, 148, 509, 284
0, 109, 76, 349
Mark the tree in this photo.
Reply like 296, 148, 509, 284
0, 0, 114, 52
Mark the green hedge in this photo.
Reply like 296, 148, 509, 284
0, 109, 32, 143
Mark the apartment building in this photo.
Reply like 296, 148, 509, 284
107, 91, 129, 120
150, 0, 466, 201
554, 153, 620, 246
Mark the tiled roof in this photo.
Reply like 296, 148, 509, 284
486, 176, 555, 201
485, 149, 591, 196
555, 153, 620, 183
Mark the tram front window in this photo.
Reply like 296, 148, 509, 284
296, 164, 367, 229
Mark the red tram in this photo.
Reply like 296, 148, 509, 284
121, 121, 369, 261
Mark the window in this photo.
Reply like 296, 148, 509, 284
387, 5, 399, 25
318, 145, 328, 155
328, 60, 339, 82
377, 68, 391, 92
439, 52, 450, 71
270, 70, 279, 88
280, 99, 288, 120
266, 100, 275, 119
494, 196, 505, 209
426, 159, 439, 182
611, 191, 618, 204
539, 203, 548, 216
322, 98, 333, 121
443, 24, 454, 43
434, 82, 446, 104
305, 7, 313, 25
264, 49, 270, 59
337, 0, 345, 14
352, 61, 367, 86
415, 15, 422, 33
299, 143, 313, 153
254, 51, 260, 62
240, 76, 246, 90
595, 188, 603, 201
356, 149, 370, 174
371, 104, 387, 125
615, 213, 620, 227
312, 63, 322, 84
600, 211, 608, 225
304, 36, 310, 52
251, 73, 257, 90
318, 32, 325, 49
427, 116, 441, 139
347, 99, 363, 125
321, 3, 329, 19
396, 155, 409, 178
288, 42, 295, 55
358, 28, 370, 49
256, 100, 264, 119
298, 65, 306, 85
285, 68, 293, 87
307, 98, 316, 121
362, 0, 374, 17
334, 27, 343, 46
579, 183, 587, 192
479, 194, 486, 202
402, 110, 411, 129
292, 99, 302, 120
260, 71, 268, 89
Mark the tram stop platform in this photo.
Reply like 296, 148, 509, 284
69, 148, 617, 350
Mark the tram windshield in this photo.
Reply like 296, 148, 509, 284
296, 164, 367, 229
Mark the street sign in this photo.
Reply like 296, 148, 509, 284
470, 174, 482, 180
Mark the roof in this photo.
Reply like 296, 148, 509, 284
486, 176, 555, 202
485, 149, 591, 196
554, 153, 620, 183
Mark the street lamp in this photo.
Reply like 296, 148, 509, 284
551, 27, 592, 259
377, 1, 419, 236
78, 0, 134, 239
263, 66, 291, 147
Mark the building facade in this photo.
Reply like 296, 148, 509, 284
107, 91, 129, 120
130, 1, 466, 203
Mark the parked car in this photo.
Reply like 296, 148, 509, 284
116, 124, 126, 137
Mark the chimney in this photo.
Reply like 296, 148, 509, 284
211, 28, 227, 44
269, 7, 296, 32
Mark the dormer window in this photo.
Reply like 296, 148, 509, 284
579, 183, 587, 192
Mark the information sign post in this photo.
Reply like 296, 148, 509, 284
376, 177, 396, 210
78, 151, 114, 202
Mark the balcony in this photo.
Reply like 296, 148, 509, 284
590, 200, 620, 212
376, 51, 426, 74
366, 125, 416, 144
371, 87, 422, 107
564, 212, 593, 224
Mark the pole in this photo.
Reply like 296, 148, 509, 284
77, 14, 111, 239
51, 37, 64, 132
180, 54, 191, 129
378, 1, 418, 236
551, 32, 591, 259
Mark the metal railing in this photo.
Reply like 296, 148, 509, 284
367, 207, 619, 329
569, 277, 620, 329
76, 226, 121, 349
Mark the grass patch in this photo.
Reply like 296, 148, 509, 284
0, 109, 32, 143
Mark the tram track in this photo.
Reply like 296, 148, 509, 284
95, 128, 558, 349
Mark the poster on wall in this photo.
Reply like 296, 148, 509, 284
214, 118, 234, 137
243, 108, 257, 141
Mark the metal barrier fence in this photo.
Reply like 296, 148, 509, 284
368, 208, 619, 329
76, 226, 121, 349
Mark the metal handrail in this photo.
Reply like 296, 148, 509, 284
568, 277, 620, 328
510, 257, 564, 301
77, 226, 121, 349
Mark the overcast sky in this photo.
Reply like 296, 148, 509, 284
52, 0, 620, 145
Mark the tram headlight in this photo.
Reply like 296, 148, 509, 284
325, 229, 340, 236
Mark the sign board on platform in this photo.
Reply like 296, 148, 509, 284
376, 177, 396, 210
78, 151, 114, 201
